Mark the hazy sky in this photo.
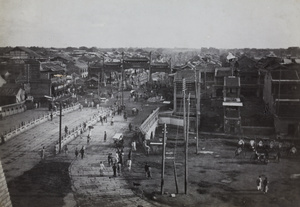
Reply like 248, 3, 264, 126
0, 0, 299, 49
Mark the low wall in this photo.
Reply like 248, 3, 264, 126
0, 102, 26, 118
1, 103, 80, 144
159, 116, 184, 127
139, 107, 159, 140
241, 126, 274, 135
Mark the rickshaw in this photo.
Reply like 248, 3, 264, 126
113, 133, 124, 148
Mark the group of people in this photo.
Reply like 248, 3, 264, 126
74, 146, 85, 159
256, 175, 269, 194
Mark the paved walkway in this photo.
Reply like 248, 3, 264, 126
66, 113, 168, 207
0, 95, 169, 206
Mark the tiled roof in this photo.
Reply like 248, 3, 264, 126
0, 83, 22, 96
237, 55, 257, 72
271, 70, 299, 80
9, 47, 42, 58
52, 53, 74, 62
215, 67, 232, 77
40, 62, 66, 72
257, 56, 282, 70
87, 77, 98, 82
174, 69, 200, 82
123, 57, 149, 62
75, 60, 88, 69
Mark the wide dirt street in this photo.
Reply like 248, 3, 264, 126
133, 137, 300, 207
1, 93, 300, 207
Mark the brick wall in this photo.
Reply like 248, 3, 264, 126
0, 160, 12, 207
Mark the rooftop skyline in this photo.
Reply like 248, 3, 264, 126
0, 0, 300, 49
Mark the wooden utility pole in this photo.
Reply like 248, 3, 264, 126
121, 52, 124, 106
98, 71, 100, 97
149, 51, 152, 82
194, 68, 199, 154
58, 102, 63, 153
173, 160, 179, 194
161, 123, 167, 195
185, 93, 190, 194
182, 78, 187, 194
183, 78, 186, 142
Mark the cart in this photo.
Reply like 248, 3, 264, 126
113, 133, 124, 148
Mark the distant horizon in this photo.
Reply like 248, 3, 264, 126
1, 45, 299, 50
1, 0, 300, 49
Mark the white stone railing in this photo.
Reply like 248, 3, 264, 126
1, 103, 81, 144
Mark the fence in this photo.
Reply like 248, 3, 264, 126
1, 103, 80, 144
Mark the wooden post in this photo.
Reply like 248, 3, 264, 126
98, 71, 100, 97
121, 52, 124, 106
173, 160, 179, 194
149, 51, 152, 82
161, 123, 167, 195
185, 93, 190, 194
59, 102, 62, 153
182, 78, 187, 194
195, 68, 199, 154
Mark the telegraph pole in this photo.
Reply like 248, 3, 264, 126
194, 68, 199, 154
58, 102, 63, 153
161, 123, 167, 195
98, 71, 100, 97
183, 78, 186, 142
182, 78, 188, 194
121, 52, 124, 107
185, 93, 190, 194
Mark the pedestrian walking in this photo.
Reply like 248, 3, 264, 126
115, 152, 119, 163
100, 116, 103, 125
119, 151, 123, 166
41, 146, 45, 160
131, 141, 136, 151
263, 177, 269, 193
128, 149, 132, 161
64, 145, 68, 155
87, 135, 91, 144
108, 153, 113, 166
147, 166, 152, 178
256, 176, 262, 191
117, 162, 122, 176
80, 146, 85, 159
104, 131, 107, 142
65, 125, 68, 135
127, 159, 132, 171
112, 163, 117, 177
144, 162, 149, 178
111, 117, 114, 126
277, 150, 281, 162
50, 113, 53, 121
129, 123, 132, 131
75, 147, 79, 159
100, 161, 106, 176
124, 112, 127, 121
